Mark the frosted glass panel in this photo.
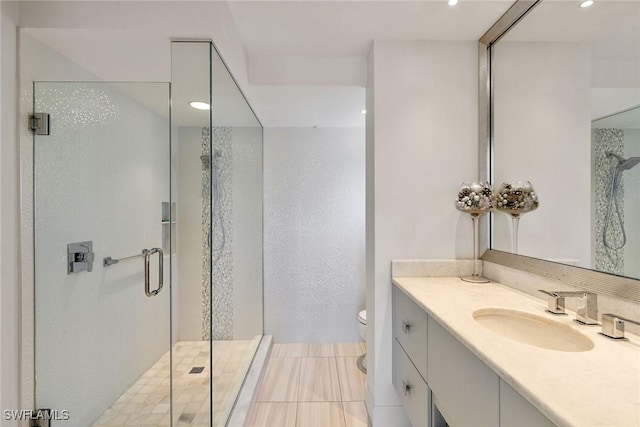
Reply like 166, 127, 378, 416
34, 82, 171, 426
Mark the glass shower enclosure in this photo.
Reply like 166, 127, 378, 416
32, 41, 263, 426
170, 41, 264, 426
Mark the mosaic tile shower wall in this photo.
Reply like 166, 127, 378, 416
593, 128, 624, 275
201, 127, 234, 340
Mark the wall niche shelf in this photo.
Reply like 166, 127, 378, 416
161, 201, 176, 255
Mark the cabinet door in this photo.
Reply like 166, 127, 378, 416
393, 286, 428, 379
500, 379, 555, 427
393, 339, 429, 427
427, 317, 499, 427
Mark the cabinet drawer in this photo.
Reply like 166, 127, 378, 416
393, 286, 428, 379
427, 317, 499, 427
393, 339, 429, 427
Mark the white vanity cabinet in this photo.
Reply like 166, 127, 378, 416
427, 317, 499, 426
393, 286, 428, 378
500, 380, 555, 427
393, 339, 430, 427
393, 284, 555, 427
392, 286, 429, 426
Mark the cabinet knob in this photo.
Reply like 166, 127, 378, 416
402, 320, 411, 333
402, 380, 411, 396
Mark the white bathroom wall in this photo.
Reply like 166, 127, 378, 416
177, 126, 204, 341
264, 126, 365, 343
492, 42, 592, 267
366, 40, 478, 425
624, 129, 640, 279
0, 0, 20, 418
232, 126, 264, 340
177, 125, 264, 341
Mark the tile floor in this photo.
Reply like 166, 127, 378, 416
91, 338, 260, 427
246, 343, 368, 427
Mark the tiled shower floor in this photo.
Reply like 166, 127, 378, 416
91, 338, 260, 427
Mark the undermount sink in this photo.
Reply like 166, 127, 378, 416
473, 308, 594, 352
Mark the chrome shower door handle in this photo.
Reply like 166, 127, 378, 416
143, 248, 164, 297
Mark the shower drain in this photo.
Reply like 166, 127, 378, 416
189, 366, 205, 374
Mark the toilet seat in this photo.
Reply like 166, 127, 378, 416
358, 310, 366, 325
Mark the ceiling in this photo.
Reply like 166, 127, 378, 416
229, 1, 512, 56
592, 105, 640, 129
22, 1, 515, 128
22, 1, 640, 127
498, 1, 640, 120
502, 1, 640, 61
228, 0, 512, 127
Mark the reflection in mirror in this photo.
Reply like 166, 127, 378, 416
592, 106, 640, 278
171, 41, 264, 426
492, 1, 640, 280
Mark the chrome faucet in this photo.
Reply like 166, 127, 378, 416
599, 313, 640, 340
538, 290, 598, 325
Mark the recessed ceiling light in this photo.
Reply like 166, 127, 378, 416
448, 0, 459, 6
580, 0, 593, 7
361, 110, 367, 114
189, 101, 210, 110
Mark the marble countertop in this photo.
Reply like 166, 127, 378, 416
392, 277, 640, 427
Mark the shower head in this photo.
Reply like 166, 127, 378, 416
617, 156, 640, 172
200, 150, 222, 170
618, 157, 640, 171
200, 155, 211, 169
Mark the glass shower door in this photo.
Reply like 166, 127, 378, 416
33, 82, 172, 426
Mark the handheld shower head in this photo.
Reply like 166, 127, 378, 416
618, 156, 640, 172
200, 155, 211, 169
200, 149, 222, 170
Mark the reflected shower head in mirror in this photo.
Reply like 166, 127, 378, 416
603, 154, 639, 252
618, 157, 640, 172
606, 152, 640, 173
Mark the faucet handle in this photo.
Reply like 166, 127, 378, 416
538, 290, 598, 325
600, 313, 640, 340
538, 289, 566, 315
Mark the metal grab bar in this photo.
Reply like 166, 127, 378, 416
103, 252, 144, 267
103, 248, 164, 297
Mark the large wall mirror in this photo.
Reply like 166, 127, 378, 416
490, 0, 640, 281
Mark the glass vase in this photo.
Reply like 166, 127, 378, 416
495, 181, 539, 254
455, 182, 494, 283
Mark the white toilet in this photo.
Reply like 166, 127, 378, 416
357, 310, 367, 372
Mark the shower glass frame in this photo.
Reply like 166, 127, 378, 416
170, 40, 265, 426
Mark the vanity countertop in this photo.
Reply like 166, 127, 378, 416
392, 277, 640, 427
